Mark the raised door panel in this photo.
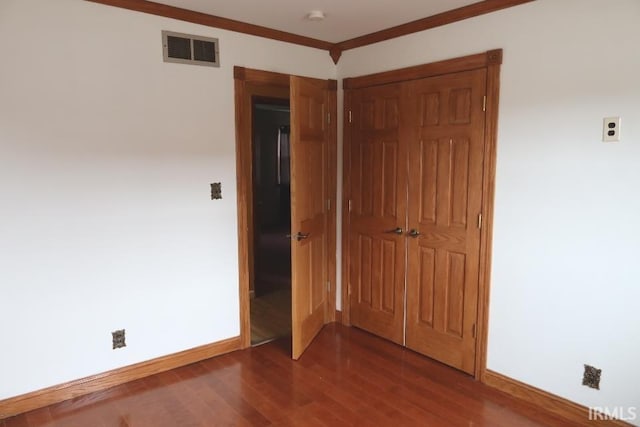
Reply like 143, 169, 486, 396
406, 69, 487, 374
290, 76, 329, 360
348, 83, 406, 345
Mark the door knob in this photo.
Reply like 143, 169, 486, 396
384, 227, 404, 235
407, 229, 421, 238
286, 232, 310, 241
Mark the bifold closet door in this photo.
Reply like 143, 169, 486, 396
348, 83, 407, 345
404, 69, 487, 374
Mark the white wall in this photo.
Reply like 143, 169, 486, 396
338, 0, 640, 421
2, 0, 638, 420
0, 0, 334, 400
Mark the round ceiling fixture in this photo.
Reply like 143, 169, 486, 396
305, 10, 325, 21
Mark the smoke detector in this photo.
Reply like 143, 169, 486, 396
305, 10, 325, 21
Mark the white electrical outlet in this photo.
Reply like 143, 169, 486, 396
603, 117, 621, 142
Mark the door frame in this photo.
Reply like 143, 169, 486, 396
234, 67, 338, 349
340, 50, 502, 380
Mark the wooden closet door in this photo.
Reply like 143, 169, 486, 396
348, 83, 407, 345
405, 69, 487, 374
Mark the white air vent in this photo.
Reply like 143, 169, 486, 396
162, 31, 219, 67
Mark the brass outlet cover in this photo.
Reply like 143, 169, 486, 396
211, 182, 222, 200
582, 364, 601, 390
112, 329, 126, 349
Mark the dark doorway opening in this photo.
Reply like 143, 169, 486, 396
250, 98, 292, 346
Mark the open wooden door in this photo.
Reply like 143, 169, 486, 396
290, 75, 330, 359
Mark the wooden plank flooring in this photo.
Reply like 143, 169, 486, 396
251, 289, 291, 345
2, 324, 584, 426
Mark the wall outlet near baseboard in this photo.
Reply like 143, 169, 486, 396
582, 364, 601, 389
112, 329, 126, 349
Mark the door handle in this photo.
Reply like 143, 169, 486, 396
407, 229, 421, 238
286, 232, 310, 241
384, 227, 404, 235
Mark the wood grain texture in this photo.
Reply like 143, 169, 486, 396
234, 66, 291, 88
234, 68, 337, 355
405, 68, 488, 375
250, 289, 292, 345
341, 89, 353, 327
326, 82, 338, 321
474, 56, 501, 379
5, 325, 594, 426
234, 76, 252, 350
343, 50, 502, 90
482, 370, 635, 427
348, 82, 407, 346
290, 75, 331, 359
85, 0, 332, 50
336, 0, 534, 51
341, 50, 502, 380
0, 336, 241, 419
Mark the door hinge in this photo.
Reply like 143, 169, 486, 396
348, 199, 353, 212
348, 110, 353, 123
326, 199, 331, 211
477, 213, 483, 229
472, 323, 476, 338
482, 95, 487, 112
327, 112, 331, 124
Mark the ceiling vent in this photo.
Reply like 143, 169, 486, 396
162, 30, 220, 67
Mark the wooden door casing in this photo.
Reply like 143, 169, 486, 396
290, 75, 330, 359
348, 83, 407, 345
234, 67, 338, 356
405, 69, 487, 374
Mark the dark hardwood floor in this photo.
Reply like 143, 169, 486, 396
251, 288, 291, 346
3, 324, 584, 427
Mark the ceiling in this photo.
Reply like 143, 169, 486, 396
152, 0, 481, 43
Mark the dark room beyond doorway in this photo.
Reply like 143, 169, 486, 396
251, 101, 292, 345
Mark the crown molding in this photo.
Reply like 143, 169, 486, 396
85, 0, 332, 50
85, 0, 534, 64
334, 0, 534, 52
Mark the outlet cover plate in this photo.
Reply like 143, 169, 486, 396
582, 364, 601, 389
211, 182, 222, 200
603, 117, 621, 142
112, 329, 126, 349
